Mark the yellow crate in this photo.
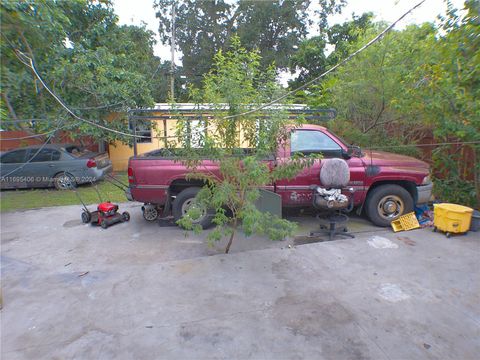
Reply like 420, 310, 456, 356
391, 212, 420, 232
433, 203, 473, 234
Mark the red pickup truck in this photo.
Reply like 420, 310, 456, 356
126, 124, 432, 227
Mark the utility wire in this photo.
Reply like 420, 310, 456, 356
0, 121, 82, 141
367, 141, 480, 150
218, 0, 427, 122
71, 61, 165, 111
1, 131, 57, 180
1, 118, 50, 124
8, 0, 427, 141
14, 50, 152, 140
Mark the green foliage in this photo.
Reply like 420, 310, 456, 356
0, 0, 170, 142
174, 38, 315, 253
420, 1, 480, 207
308, 2, 479, 207
154, 0, 345, 88
289, 12, 373, 92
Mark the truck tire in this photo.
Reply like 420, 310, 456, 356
365, 184, 414, 227
172, 187, 214, 229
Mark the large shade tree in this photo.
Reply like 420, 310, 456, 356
154, 0, 345, 88
288, 12, 374, 92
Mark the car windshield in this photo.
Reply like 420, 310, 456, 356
64, 145, 89, 157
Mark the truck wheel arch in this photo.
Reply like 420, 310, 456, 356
169, 178, 206, 196
364, 181, 416, 227
367, 180, 417, 203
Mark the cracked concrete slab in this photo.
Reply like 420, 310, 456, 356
1, 203, 479, 359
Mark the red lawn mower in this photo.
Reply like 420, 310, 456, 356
75, 180, 130, 229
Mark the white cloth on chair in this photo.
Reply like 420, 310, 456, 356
314, 188, 349, 208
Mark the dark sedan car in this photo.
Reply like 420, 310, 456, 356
0, 144, 112, 190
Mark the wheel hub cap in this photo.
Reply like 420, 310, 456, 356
181, 198, 206, 224
378, 195, 404, 220
383, 201, 397, 214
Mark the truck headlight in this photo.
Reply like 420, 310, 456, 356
422, 175, 431, 185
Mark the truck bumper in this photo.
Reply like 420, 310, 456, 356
416, 183, 433, 204
125, 187, 134, 201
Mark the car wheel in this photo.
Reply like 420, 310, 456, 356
54, 172, 76, 190
122, 211, 130, 222
172, 187, 213, 229
365, 184, 414, 227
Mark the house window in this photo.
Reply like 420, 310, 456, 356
129, 119, 152, 143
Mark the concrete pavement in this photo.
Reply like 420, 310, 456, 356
1, 203, 479, 359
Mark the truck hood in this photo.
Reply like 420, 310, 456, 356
362, 150, 429, 170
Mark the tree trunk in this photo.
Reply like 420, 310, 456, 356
225, 218, 238, 254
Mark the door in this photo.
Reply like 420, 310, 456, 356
276, 129, 365, 207
0, 149, 29, 188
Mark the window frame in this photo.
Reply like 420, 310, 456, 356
27, 148, 61, 162
290, 129, 343, 156
0, 149, 28, 164
129, 119, 152, 144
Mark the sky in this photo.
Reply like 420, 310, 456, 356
113, 0, 465, 62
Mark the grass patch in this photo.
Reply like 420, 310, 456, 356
0, 173, 129, 213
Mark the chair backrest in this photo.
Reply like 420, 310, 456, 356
319, 158, 350, 188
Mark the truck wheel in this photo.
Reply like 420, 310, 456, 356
172, 187, 213, 229
365, 184, 413, 227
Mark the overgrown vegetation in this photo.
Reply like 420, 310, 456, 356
302, 1, 479, 207
1, 0, 182, 142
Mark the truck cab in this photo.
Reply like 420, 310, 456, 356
275, 125, 432, 226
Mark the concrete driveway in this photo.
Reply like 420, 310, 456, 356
1, 203, 479, 359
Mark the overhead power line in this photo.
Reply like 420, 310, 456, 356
9, 0, 427, 142
0, 131, 58, 180
14, 50, 152, 140
219, 0, 428, 121
0, 121, 82, 141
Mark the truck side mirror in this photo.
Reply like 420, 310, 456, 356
341, 149, 351, 160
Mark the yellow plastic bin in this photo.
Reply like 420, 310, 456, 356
433, 203, 473, 237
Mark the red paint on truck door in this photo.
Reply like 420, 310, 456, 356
275, 129, 365, 207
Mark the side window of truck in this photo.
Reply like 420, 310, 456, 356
291, 130, 341, 156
